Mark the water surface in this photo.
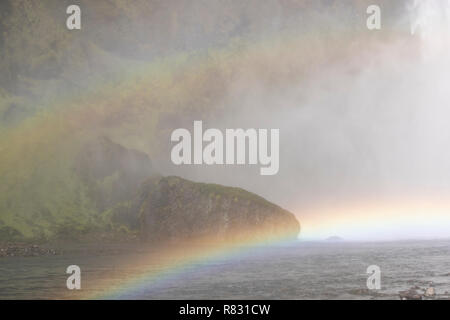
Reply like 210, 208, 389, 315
1, 240, 449, 299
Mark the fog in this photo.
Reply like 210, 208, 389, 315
156, 0, 450, 240
3, 0, 450, 241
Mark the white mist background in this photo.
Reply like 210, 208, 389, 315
159, 0, 450, 241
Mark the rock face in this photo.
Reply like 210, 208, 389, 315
1, 135, 300, 243
133, 176, 300, 243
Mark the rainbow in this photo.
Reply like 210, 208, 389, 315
0, 23, 377, 237
0, 23, 397, 157
1, 13, 422, 178
81, 230, 299, 299
3, 8, 448, 299
1, 22, 336, 297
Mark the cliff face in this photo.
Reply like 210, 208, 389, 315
134, 176, 300, 243
0, 135, 300, 243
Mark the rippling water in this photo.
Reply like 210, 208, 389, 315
1, 240, 449, 299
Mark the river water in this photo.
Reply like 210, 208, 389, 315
1, 240, 449, 299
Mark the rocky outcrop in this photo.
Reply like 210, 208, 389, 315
132, 176, 300, 243
2, 135, 300, 243
82, 141, 300, 244
398, 284, 446, 300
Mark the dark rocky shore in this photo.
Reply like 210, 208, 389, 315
0, 240, 141, 258
0, 244, 59, 257
399, 285, 450, 300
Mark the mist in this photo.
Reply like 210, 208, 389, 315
2, 0, 450, 241
154, 0, 450, 240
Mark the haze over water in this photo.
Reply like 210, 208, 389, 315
1, 240, 449, 300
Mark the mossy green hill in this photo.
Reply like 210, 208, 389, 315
0, 137, 299, 242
